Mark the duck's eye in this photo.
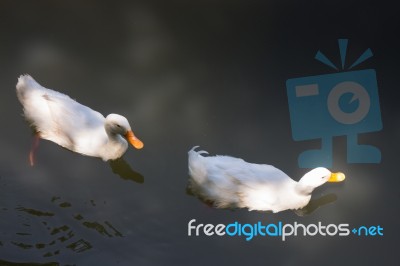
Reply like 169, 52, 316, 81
116, 125, 121, 128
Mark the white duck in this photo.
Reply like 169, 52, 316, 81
188, 147, 345, 212
16, 75, 143, 164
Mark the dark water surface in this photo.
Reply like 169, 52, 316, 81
1, 1, 399, 265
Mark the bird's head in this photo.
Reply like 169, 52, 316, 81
105, 114, 143, 149
297, 167, 345, 194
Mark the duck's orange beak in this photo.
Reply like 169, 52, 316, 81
125, 130, 144, 149
328, 172, 346, 182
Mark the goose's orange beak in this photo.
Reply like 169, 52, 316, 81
125, 130, 143, 149
328, 172, 345, 182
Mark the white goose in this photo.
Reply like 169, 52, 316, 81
188, 147, 345, 212
16, 75, 143, 164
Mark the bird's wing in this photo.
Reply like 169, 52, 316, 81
188, 155, 245, 207
225, 162, 291, 186
42, 91, 105, 133
223, 162, 294, 209
39, 91, 107, 152
17, 75, 105, 135
188, 149, 297, 211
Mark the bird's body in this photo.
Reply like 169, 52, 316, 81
16, 75, 143, 162
188, 147, 344, 212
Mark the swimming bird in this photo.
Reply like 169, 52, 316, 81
188, 147, 345, 212
16, 75, 143, 164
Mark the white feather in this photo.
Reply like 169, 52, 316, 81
188, 147, 338, 212
16, 75, 143, 161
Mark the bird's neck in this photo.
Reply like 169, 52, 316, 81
108, 133, 125, 143
102, 131, 128, 161
295, 183, 315, 196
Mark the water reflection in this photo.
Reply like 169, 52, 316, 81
188, 184, 338, 216
26, 136, 144, 183
0, 259, 59, 266
109, 158, 144, 183
1, 195, 124, 261
294, 194, 338, 216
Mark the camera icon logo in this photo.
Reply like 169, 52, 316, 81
286, 39, 382, 168
327, 80, 370, 125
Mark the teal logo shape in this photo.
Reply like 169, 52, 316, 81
286, 39, 382, 168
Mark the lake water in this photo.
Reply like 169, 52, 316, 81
0, 2, 399, 265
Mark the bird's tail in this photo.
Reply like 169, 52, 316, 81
16, 75, 44, 102
188, 146, 209, 184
